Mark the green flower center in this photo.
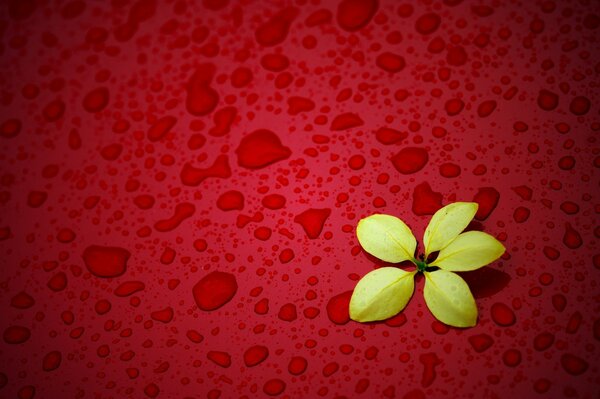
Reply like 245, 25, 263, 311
415, 258, 428, 272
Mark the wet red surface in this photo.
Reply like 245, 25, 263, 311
0, 0, 598, 398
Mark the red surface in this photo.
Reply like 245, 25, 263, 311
0, 0, 598, 398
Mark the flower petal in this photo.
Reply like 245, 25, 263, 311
429, 231, 505, 271
423, 202, 478, 257
349, 267, 416, 322
423, 270, 477, 327
356, 214, 417, 263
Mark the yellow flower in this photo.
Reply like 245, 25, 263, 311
350, 202, 505, 327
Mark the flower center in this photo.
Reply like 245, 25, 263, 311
415, 258, 428, 272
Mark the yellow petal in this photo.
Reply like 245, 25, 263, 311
423, 202, 478, 257
356, 214, 417, 263
423, 270, 477, 327
429, 231, 505, 271
350, 267, 416, 322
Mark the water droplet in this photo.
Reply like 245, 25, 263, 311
82, 87, 109, 113
255, 7, 298, 46
415, 13, 441, 35
3, 325, 31, 344
217, 190, 244, 211
468, 333, 494, 352
336, 0, 378, 32
294, 208, 331, 239
560, 353, 588, 375
263, 378, 286, 396
376, 52, 406, 73
537, 89, 559, 111
193, 271, 237, 311
236, 130, 291, 169
207, 350, 231, 368
278, 303, 297, 322
42, 350, 62, 372
147, 116, 176, 142
490, 302, 516, 326
186, 63, 219, 116
330, 112, 364, 131
391, 147, 429, 174
244, 345, 269, 367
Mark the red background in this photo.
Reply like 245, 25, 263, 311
0, 0, 598, 398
